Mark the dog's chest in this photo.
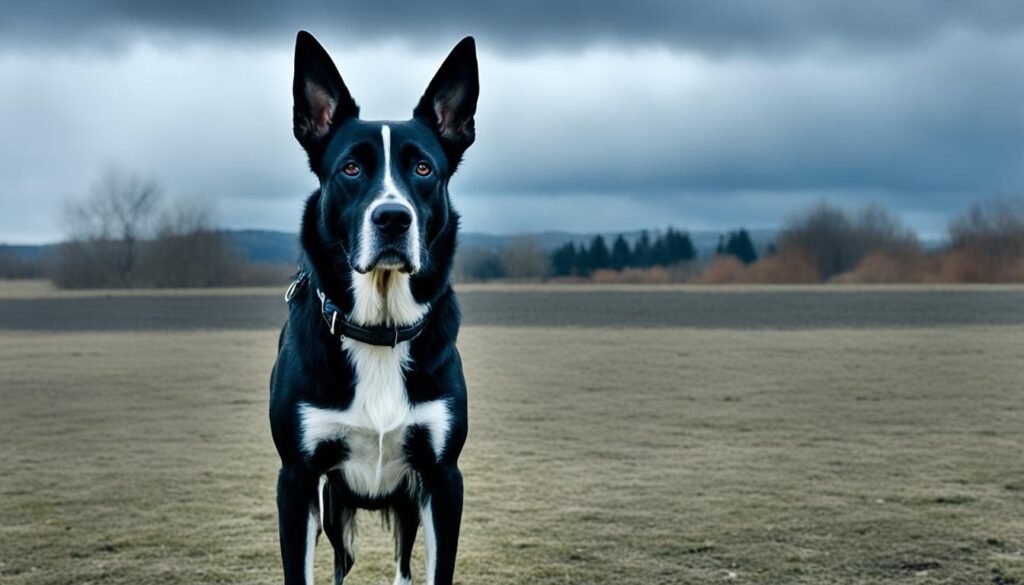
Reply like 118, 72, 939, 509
297, 271, 448, 498
339, 341, 415, 497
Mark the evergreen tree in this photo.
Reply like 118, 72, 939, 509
723, 229, 758, 265
574, 241, 593, 276
672, 229, 697, 262
553, 228, 699, 275
550, 242, 577, 276
588, 235, 611, 271
610, 235, 631, 271
651, 232, 669, 265
659, 227, 695, 264
634, 231, 653, 268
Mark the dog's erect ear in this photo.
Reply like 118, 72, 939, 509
293, 31, 358, 154
414, 37, 479, 164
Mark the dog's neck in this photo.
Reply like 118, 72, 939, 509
348, 269, 429, 327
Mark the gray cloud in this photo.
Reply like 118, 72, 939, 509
1, 3, 1023, 243
4, 1, 1024, 55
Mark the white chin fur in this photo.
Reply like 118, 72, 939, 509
352, 253, 419, 275
348, 269, 429, 327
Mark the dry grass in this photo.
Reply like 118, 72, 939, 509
831, 250, 938, 284
937, 248, 1024, 284
695, 251, 820, 285
1, 320, 1023, 584
697, 252, 820, 285
590, 265, 701, 285
591, 267, 676, 284
835, 249, 1024, 285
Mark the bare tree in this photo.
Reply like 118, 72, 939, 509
777, 202, 918, 280
140, 198, 248, 287
454, 246, 504, 282
948, 197, 1024, 260
60, 167, 160, 287
499, 236, 549, 280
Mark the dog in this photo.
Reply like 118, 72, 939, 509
269, 31, 478, 585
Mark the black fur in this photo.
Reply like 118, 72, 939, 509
270, 31, 477, 585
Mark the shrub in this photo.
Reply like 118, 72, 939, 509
942, 198, 1024, 282
694, 256, 747, 284
742, 249, 820, 284
499, 236, 548, 280
832, 249, 937, 284
777, 202, 919, 280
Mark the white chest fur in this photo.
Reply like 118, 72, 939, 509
298, 270, 449, 498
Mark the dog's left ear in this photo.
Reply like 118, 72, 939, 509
414, 37, 479, 166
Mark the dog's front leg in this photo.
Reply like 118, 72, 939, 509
277, 465, 320, 585
322, 472, 356, 585
391, 495, 420, 585
419, 465, 464, 585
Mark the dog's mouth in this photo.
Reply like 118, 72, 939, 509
355, 246, 416, 274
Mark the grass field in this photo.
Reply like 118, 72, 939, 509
1, 285, 1023, 584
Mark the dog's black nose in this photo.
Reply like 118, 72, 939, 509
371, 203, 413, 237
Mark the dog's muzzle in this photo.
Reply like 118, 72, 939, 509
355, 200, 421, 274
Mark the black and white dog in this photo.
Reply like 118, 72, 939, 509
270, 31, 477, 585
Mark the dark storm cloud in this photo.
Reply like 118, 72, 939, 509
5, 1, 1024, 55
1, 2, 1023, 242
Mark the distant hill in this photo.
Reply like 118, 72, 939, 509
225, 230, 301, 265
0, 243, 57, 262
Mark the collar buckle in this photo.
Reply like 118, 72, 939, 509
315, 288, 339, 336
284, 271, 308, 303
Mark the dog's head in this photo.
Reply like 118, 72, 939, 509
292, 31, 478, 275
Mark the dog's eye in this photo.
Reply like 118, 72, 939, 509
342, 162, 360, 177
415, 162, 432, 177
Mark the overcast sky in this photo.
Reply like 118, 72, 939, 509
2, 2, 1023, 243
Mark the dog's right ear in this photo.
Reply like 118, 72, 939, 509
293, 31, 359, 158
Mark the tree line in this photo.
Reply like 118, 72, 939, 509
550, 228, 697, 277
4, 167, 1020, 286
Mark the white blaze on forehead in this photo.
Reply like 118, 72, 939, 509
381, 125, 399, 200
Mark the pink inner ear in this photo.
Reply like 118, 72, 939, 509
305, 80, 337, 137
433, 88, 467, 140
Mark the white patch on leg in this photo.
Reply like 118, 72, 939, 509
317, 474, 326, 529
421, 498, 437, 585
409, 399, 451, 461
305, 508, 318, 585
393, 568, 412, 585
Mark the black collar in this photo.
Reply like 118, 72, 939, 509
285, 272, 427, 348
